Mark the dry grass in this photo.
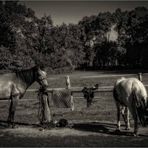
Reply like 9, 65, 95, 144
0, 71, 148, 147
1, 71, 148, 124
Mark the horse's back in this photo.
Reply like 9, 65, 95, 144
114, 77, 147, 105
114, 77, 132, 100
0, 72, 16, 80
122, 78, 147, 98
131, 78, 147, 99
0, 73, 18, 99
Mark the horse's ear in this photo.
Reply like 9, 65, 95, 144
40, 66, 47, 71
34, 64, 46, 71
82, 87, 87, 93
92, 84, 99, 90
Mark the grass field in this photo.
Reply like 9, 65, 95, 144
0, 70, 148, 147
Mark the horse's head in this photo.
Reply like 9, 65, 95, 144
35, 66, 48, 89
82, 84, 99, 107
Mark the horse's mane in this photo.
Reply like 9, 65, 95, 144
15, 66, 37, 86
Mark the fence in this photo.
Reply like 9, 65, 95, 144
27, 72, 146, 98
0, 72, 146, 102
0, 73, 147, 124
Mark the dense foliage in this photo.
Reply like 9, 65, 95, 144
0, 1, 148, 73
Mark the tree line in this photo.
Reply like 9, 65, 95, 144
0, 1, 148, 73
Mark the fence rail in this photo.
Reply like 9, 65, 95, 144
0, 72, 147, 101
27, 84, 148, 93
0, 85, 147, 102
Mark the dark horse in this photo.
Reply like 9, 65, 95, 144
82, 84, 99, 107
0, 66, 48, 127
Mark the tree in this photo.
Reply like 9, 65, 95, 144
115, 7, 148, 68
78, 12, 114, 68
0, 1, 50, 70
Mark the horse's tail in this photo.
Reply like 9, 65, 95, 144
132, 91, 147, 127
113, 87, 118, 102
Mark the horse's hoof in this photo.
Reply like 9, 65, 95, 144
7, 124, 15, 128
125, 127, 130, 131
7, 124, 12, 128
68, 123, 74, 128
115, 129, 121, 133
39, 128, 44, 131
7, 124, 17, 128
133, 134, 138, 137
133, 133, 138, 137
115, 128, 121, 132
12, 125, 18, 128
7, 123, 13, 128
52, 113, 56, 117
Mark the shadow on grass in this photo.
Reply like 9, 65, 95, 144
72, 121, 135, 136
1, 119, 148, 137
0, 120, 39, 129
0, 120, 133, 136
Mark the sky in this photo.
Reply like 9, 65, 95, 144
23, 1, 148, 25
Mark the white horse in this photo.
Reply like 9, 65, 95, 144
113, 77, 148, 136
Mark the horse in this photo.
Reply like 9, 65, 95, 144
0, 66, 48, 127
113, 77, 148, 136
82, 84, 99, 107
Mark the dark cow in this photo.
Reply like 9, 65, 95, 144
82, 84, 99, 107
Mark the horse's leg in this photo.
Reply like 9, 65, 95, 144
133, 114, 138, 136
120, 106, 130, 130
121, 106, 126, 123
125, 107, 130, 130
7, 98, 13, 125
7, 95, 19, 128
130, 107, 138, 136
113, 88, 121, 131
116, 103, 121, 131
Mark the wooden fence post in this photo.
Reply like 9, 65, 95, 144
65, 75, 74, 110
65, 75, 71, 89
138, 73, 142, 82
70, 92, 74, 111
